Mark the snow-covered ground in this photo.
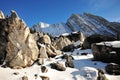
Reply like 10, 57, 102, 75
0, 49, 120, 80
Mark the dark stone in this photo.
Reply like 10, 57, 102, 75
40, 76, 50, 80
82, 34, 116, 49
105, 63, 120, 75
92, 43, 120, 64
61, 54, 69, 59
0, 19, 9, 65
50, 62, 66, 71
34, 74, 38, 79
41, 66, 48, 73
13, 72, 19, 75
62, 44, 75, 52
65, 55, 74, 68
81, 53, 88, 55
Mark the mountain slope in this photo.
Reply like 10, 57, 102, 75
32, 13, 120, 37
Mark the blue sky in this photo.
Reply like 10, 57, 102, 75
1, 0, 120, 27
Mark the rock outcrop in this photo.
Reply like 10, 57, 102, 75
82, 34, 116, 49
92, 41, 120, 64
0, 10, 39, 68
0, 16, 9, 64
53, 36, 72, 50
6, 11, 39, 68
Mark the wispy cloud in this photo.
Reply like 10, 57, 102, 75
89, 0, 118, 12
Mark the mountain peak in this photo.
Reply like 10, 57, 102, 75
32, 12, 120, 37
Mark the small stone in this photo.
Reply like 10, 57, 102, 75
34, 74, 38, 79
40, 76, 49, 80
22, 76, 28, 80
94, 63, 97, 65
41, 66, 48, 73
13, 72, 19, 75
81, 53, 88, 55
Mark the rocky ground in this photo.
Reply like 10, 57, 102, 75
0, 10, 120, 80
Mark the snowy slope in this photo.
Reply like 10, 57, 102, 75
0, 49, 120, 80
32, 22, 72, 37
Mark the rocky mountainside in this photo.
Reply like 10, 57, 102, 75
32, 13, 120, 37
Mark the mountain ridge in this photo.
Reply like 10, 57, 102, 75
32, 13, 120, 37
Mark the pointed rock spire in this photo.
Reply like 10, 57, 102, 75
10, 10, 19, 19
0, 10, 5, 19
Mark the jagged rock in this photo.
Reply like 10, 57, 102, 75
38, 43, 48, 58
0, 14, 9, 65
53, 36, 71, 50
22, 76, 28, 80
65, 55, 74, 68
40, 76, 50, 80
46, 44, 56, 57
82, 34, 116, 49
50, 62, 66, 71
65, 32, 85, 42
2, 11, 39, 68
10, 10, 19, 19
0, 10, 5, 19
92, 41, 120, 64
41, 66, 48, 73
46, 44, 62, 57
105, 63, 120, 75
41, 34, 51, 44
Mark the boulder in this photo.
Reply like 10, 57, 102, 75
92, 41, 120, 64
41, 66, 48, 73
105, 63, 120, 75
62, 44, 75, 52
41, 34, 51, 44
53, 36, 71, 50
38, 43, 48, 58
46, 44, 62, 57
82, 34, 116, 49
65, 31, 85, 42
4, 10, 39, 68
50, 62, 66, 71
65, 55, 74, 68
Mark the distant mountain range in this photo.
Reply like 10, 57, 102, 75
31, 13, 120, 37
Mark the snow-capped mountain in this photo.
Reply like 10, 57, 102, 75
32, 13, 120, 37
32, 22, 72, 36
